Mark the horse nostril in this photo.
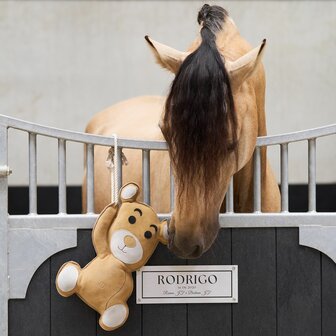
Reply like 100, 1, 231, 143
190, 245, 203, 259
168, 235, 204, 259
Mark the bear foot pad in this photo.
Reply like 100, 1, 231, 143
100, 304, 128, 330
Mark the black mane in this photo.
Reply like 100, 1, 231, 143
161, 4, 237, 204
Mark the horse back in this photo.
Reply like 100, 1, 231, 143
83, 96, 171, 213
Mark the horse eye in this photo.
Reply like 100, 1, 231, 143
144, 231, 152, 239
128, 216, 136, 224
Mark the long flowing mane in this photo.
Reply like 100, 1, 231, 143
161, 4, 237, 202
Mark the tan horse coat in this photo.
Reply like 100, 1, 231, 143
83, 13, 280, 256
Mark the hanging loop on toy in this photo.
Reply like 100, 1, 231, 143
105, 134, 119, 204
105, 135, 128, 204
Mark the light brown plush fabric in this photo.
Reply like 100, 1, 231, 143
56, 183, 167, 331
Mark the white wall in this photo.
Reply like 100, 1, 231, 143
0, 1, 335, 185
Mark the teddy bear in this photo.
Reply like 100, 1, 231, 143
55, 182, 168, 331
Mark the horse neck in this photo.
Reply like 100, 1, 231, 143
216, 22, 270, 212
218, 22, 267, 212
233, 65, 270, 213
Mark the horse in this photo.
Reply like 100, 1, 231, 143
83, 4, 280, 259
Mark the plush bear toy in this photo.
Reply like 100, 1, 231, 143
56, 183, 168, 331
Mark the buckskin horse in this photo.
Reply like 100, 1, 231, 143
83, 4, 280, 258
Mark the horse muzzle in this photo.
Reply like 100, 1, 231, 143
167, 216, 220, 259
167, 225, 205, 259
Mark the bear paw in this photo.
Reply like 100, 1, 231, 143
99, 304, 129, 331
56, 261, 80, 296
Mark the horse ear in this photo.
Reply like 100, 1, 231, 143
145, 36, 190, 74
120, 183, 139, 203
226, 39, 266, 90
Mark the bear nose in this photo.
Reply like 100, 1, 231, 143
124, 235, 136, 248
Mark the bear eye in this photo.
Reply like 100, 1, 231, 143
144, 231, 152, 239
128, 216, 136, 224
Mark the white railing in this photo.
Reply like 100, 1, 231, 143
0, 113, 336, 335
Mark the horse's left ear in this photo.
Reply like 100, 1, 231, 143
120, 183, 139, 203
226, 39, 266, 90
158, 220, 169, 245
145, 36, 190, 74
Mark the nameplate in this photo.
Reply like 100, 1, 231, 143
136, 265, 238, 304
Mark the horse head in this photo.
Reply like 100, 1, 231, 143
146, 4, 266, 258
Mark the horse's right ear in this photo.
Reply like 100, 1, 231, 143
120, 183, 139, 203
145, 36, 190, 74
226, 39, 266, 90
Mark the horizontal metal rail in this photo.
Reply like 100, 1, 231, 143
0, 114, 167, 150
257, 124, 336, 146
2, 114, 336, 149
8, 212, 336, 229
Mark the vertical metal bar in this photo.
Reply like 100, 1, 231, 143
0, 126, 8, 336
253, 146, 261, 212
29, 133, 37, 214
117, 147, 122, 192
142, 150, 150, 204
308, 138, 316, 212
170, 163, 175, 212
86, 143, 94, 213
225, 177, 234, 213
58, 139, 66, 214
280, 143, 289, 212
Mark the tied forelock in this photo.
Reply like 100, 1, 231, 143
161, 4, 237, 205
197, 4, 228, 33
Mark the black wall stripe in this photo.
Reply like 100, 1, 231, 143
8, 185, 336, 215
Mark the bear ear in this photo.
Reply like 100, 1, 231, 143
120, 183, 140, 203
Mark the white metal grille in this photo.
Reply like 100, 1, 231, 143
0, 113, 336, 335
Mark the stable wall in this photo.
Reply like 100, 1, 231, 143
8, 191, 336, 336
0, 0, 335, 185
